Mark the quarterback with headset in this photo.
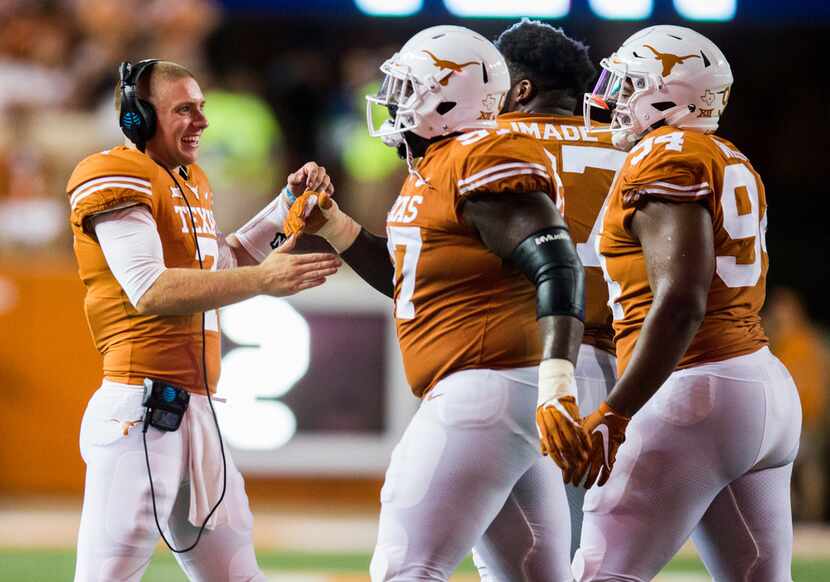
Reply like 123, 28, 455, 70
67, 60, 340, 581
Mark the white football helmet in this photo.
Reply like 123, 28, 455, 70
584, 25, 733, 150
366, 25, 510, 140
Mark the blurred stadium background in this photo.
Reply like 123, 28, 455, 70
1, 0, 829, 579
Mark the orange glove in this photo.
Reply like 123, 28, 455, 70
579, 401, 630, 489
283, 190, 332, 238
284, 190, 361, 252
537, 395, 591, 484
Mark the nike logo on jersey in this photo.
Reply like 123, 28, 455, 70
186, 183, 200, 199
425, 391, 444, 401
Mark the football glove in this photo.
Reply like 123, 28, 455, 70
536, 359, 590, 484
579, 401, 630, 489
283, 190, 327, 237
283, 191, 360, 252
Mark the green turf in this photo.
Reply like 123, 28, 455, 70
1, 550, 829, 581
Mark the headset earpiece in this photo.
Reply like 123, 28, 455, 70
118, 59, 160, 151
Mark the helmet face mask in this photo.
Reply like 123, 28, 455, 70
583, 25, 734, 150
366, 61, 421, 138
584, 60, 664, 149
366, 25, 510, 142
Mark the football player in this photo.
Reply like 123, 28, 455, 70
569, 25, 802, 581
68, 60, 340, 581
285, 25, 588, 581
480, 19, 626, 561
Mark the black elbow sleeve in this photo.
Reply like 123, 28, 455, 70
510, 226, 585, 321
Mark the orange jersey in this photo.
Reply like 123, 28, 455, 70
387, 128, 559, 397
598, 126, 769, 375
498, 113, 625, 354
67, 146, 221, 393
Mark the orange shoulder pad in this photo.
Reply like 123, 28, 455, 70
67, 146, 157, 232
618, 127, 716, 206
450, 129, 557, 202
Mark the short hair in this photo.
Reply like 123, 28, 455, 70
114, 61, 195, 113
495, 19, 596, 98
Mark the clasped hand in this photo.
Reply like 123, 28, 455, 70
538, 397, 630, 489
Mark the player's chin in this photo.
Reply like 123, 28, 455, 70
178, 143, 200, 165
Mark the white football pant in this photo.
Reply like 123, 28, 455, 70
370, 367, 572, 582
473, 344, 616, 579
74, 382, 266, 582
573, 347, 802, 582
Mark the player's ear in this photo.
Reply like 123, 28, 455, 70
516, 79, 536, 105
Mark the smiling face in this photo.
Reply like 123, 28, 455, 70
145, 75, 208, 169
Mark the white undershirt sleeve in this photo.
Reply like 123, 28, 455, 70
92, 205, 167, 308
216, 232, 239, 270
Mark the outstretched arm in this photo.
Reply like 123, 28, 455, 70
93, 207, 340, 316
230, 161, 334, 266
284, 191, 394, 298
340, 229, 394, 298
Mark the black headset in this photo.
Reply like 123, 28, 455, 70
118, 59, 160, 151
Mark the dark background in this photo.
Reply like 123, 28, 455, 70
205, 5, 829, 322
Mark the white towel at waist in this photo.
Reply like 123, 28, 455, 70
186, 394, 229, 530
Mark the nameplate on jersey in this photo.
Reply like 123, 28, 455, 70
508, 121, 598, 143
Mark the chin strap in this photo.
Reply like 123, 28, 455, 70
378, 120, 429, 184
402, 137, 429, 185
612, 131, 640, 150
380, 126, 404, 149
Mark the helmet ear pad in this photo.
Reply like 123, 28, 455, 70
134, 96, 157, 143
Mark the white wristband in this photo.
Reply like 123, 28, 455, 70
316, 200, 361, 253
537, 358, 577, 407
233, 189, 291, 263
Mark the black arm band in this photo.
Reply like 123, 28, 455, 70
510, 226, 585, 321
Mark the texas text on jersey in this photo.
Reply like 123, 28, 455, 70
499, 113, 625, 355
67, 146, 221, 392
387, 128, 559, 397
598, 125, 768, 374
